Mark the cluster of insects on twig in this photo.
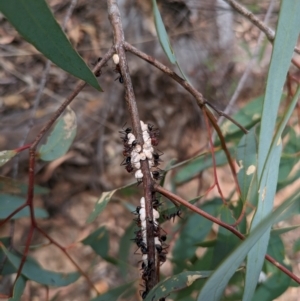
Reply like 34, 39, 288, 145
132, 196, 168, 300
119, 120, 163, 184
119, 120, 183, 300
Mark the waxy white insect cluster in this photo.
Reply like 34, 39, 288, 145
120, 120, 161, 182
119, 120, 166, 300
139, 196, 161, 265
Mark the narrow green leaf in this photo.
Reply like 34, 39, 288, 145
8, 276, 26, 301
244, 0, 300, 297
0, 0, 101, 90
252, 271, 290, 301
196, 190, 299, 301
244, 140, 282, 300
0, 176, 49, 195
194, 239, 216, 248
221, 95, 263, 139
257, 4, 300, 176
236, 127, 258, 203
0, 194, 49, 219
0, 150, 17, 167
87, 189, 117, 223
278, 127, 299, 182
144, 271, 212, 301
212, 207, 240, 268
90, 282, 134, 301
293, 238, 300, 253
152, 0, 176, 64
271, 225, 300, 236
174, 148, 234, 185
172, 200, 222, 273
0, 245, 80, 286
253, 233, 291, 301
118, 223, 135, 278
39, 108, 77, 161
82, 226, 109, 259
277, 168, 300, 192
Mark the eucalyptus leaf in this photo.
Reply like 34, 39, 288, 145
196, 190, 299, 301
144, 271, 212, 301
0, 150, 17, 167
82, 226, 109, 259
87, 189, 118, 223
0, 176, 49, 195
1, 245, 80, 286
0, 194, 49, 219
152, 0, 176, 64
90, 282, 134, 301
0, 0, 101, 90
244, 1, 300, 298
39, 108, 77, 161
8, 276, 26, 301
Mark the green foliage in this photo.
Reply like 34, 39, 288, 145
144, 271, 212, 301
0, 1, 299, 300
0, 194, 48, 219
0, 0, 101, 90
0, 150, 17, 167
0, 243, 80, 286
38, 108, 77, 161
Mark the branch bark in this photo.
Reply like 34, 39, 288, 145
107, 0, 158, 289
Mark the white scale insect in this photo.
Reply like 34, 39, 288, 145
139, 197, 161, 266
131, 120, 156, 182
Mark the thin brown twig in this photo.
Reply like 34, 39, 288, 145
107, 0, 158, 290
124, 42, 205, 106
205, 101, 248, 134
30, 48, 114, 150
154, 184, 300, 284
212, 0, 274, 142
224, 0, 300, 56
4, 48, 114, 296
202, 107, 227, 204
125, 42, 244, 221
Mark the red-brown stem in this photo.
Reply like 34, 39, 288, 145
204, 101, 248, 134
155, 184, 300, 284
15, 144, 31, 153
0, 203, 27, 228
13, 225, 35, 289
107, 0, 158, 289
2, 47, 115, 294
231, 202, 247, 227
202, 108, 227, 204
204, 107, 241, 196
36, 227, 98, 293
31, 49, 114, 150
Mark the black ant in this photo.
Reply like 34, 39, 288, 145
119, 126, 132, 136
133, 216, 141, 227
152, 197, 162, 210
160, 234, 167, 242
147, 124, 160, 146
155, 243, 169, 253
114, 64, 124, 83
153, 151, 163, 167
92, 57, 106, 77
140, 290, 149, 300
158, 251, 167, 264
152, 169, 164, 181
163, 209, 182, 222
121, 156, 134, 173
134, 242, 148, 255
132, 206, 141, 215
122, 140, 138, 157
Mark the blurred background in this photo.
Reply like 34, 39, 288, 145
1, 0, 299, 300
